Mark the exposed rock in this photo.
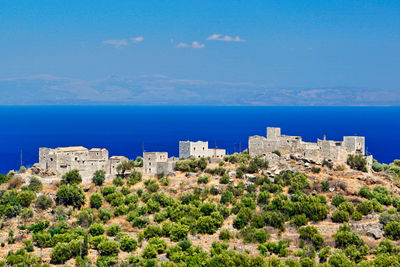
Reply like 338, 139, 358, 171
83, 185, 91, 192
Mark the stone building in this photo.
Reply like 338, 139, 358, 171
39, 146, 128, 178
249, 127, 367, 163
179, 141, 226, 159
143, 152, 178, 176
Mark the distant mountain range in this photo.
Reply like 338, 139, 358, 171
1, 74, 399, 106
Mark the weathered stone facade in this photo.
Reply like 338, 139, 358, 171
179, 141, 226, 159
39, 146, 127, 178
143, 152, 177, 176
249, 127, 367, 163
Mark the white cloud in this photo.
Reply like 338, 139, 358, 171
131, 36, 144, 43
102, 39, 129, 48
206, 34, 245, 42
176, 41, 205, 49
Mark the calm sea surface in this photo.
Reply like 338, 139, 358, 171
0, 106, 399, 173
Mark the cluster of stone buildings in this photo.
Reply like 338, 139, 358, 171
143, 141, 226, 175
38, 146, 127, 178
249, 127, 370, 164
38, 127, 370, 178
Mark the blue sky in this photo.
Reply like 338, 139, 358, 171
0, 0, 399, 105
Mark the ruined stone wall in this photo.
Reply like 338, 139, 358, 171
343, 136, 365, 155
179, 141, 209, 159
208, 148, 226, 159
39, 147, 127, 178
143, 152, 168, 175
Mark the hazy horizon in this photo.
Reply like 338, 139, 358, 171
1, 1, 399, 105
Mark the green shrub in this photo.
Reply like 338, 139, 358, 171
372, 162, 384, 172
98, 208, 112, 222
333, 224, 365, 249
332, 210, 350, 223
328, 252, 355, 267
219, 229, 233, 241
17, 190, 36, 207
292, 214, 308, 227
298, 226, 325, 250
89, 193, 103, 209
347, 154, 367, 172
352, 211, 362, 221
331, 195, 347, 207
97, 240, 120, 256
50, 242, 72, 264
144, 179, 159, 193
61, 169, 82, 185
76, 208, 95, 227
384, 221, 400, 240
106, 224, 121, 236
356, 200, 374, 215
56, 184, 85, 209
89, 223, 105, 236
113, 177, 124, 187
28, 177, 43, 192
272, 150, 281, 157
311, 167, 321, 174
35, 194, 53, 210
197, 175, 210, 184
120, 236, 137, 252
170, 223, 189, 241
338, 201, 355, 214
359, 186, 373, 199
220, 173, 230, 184
92, 170, 106, 186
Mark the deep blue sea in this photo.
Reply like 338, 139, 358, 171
0, 106, 399, 174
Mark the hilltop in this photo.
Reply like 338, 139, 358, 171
0, 153, 399, 266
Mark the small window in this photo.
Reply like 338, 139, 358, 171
97, 152, 99, 156
149, 162, 151, 166
194, 147, 196, 150
203, 147, 205, 150
75, 157, 78, 161
50, 158, 53, 161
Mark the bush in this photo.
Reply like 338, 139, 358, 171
170, 223, 189, 241
332, 210, 350, 223
311, 167, 321, 174
35, 195, 53, 210
77, 208, 95, 227
359, 186, 373, 199
338, 201, 355, 214
28, 177, 43, 192
17, 190, 36, 207
219, 173, 230, 184
292, 214, 308, 227
347, 154, 367, 172
219, 229, 233, 241
90, 193, 103, 209
333, 224, 365, 249
89, 223, 105, 236
321, 180, 330, 192
372, 162, 384, 172
220, 191, 234, 204
332, 195, 347, 207
92, 170, 106, 186
21, 207, 34, 219
61, 169, 82, 185
197, 175, 210, 184
56, 184, 85, 209
98, 208, 112, 222
106, 224, 121, 236
98, 240, 120, 256
8, 177, 24, 189
120, 236, 137, 252
50, 242, 72, 264
298, 226, 325, 250
356, 200, 374, 215
384, 221, 400, 240
352, 211, 362, 221
113, 177, 124, 187
272, 150, 281, 157
127, 170, 142, 185
144, 179, 159, 193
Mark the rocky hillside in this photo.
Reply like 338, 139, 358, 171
0, 153, 399, 266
